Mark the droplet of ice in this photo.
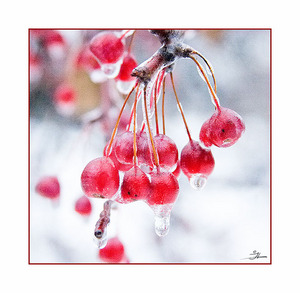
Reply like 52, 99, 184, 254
101, 59, 123, 78
189, 174, 207, 190
89, 69, 107, 83
93, 229, 108, 249
151, 204, 173, 237
154, 214, 170, 237
116, 79, 136, 94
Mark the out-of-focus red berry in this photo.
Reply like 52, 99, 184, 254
90, 32, 125, 64
35, 176, 60, 199
99, 237, 125, 263
75, 195, 92, 216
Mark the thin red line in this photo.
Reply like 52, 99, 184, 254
28, 28, 31, 265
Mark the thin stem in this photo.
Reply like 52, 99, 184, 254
189, 55, 221, 111
154, 74, 160, 135
191, 50, 217, 94
127, 31, 136, 53
133, 84, 140, 165
143, 86, 159, 167
162, 76, 166, 135
170, 72, 192, 142
105, 83, 137, 156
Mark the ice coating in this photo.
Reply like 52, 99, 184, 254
147, 170, 179, 205
89, 31, 125, 64
153, 134, 178, 170
189, 174, 207, 190
152, 204, 173, 237
180, 140, 215, 178
200, 107, 245, 148
101, 59, 123, 79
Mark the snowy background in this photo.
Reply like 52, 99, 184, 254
29, 29, 270, 263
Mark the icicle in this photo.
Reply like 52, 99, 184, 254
189, 174, 207, 190
101, 58, 123, 79
151, 204, 173, 237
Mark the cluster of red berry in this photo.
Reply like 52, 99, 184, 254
33, 30, 245, 256
79, 30, 246, 239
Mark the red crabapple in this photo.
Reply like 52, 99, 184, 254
115, 52, 138, 82
35, 176, 60, 199
54, 84, 76, 104
75, 45, 101, 71
147, 170, 179, 206
114, 131, 135, 166
89, 32, 125, 65
81, 157, 119, 199
136, 131, 153, 167
75, 195, 92, 216
200, 107, 245, 148
103, 141, 132, 172
98, 237, 125, 263
53, 83, 76, 116
172, 162, 181, 178
180, 140, 215, 178
199, 119, 212, 147
153, 134, 178, 170
121, 166, 151, 203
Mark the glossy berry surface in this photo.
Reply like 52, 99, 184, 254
114, 131, 134, 165
180, 140, 215, 178
81, 157, 119, 199
172, 162, 181, 178
75, 195, 92, 215
103, 142, 132, 172
90, 32, 124, 64
99, 237, 125, 263
147, 170, 179, 205
121, 166, 151, 203
35, 176, 60, 199
154, 134, 178, 170
115, 52, 138, 81
136, 131, 153, 167
200, 107, 245, 148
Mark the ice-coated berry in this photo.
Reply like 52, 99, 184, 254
81, 157, 119, 199
180, 140, 215, 178
76, 45, 101, 71
121, 166, 151, 203
35, 176, 60, 199
147, 170, 179, 206
114, 131, 135, 166
136, 131, 153, 167
115, 52, 138, 82
200, 107, 245, 148
99, 237, 125, 263
153, 134, 178, 170
103, 141, 132, 172
90, 32, 125, 64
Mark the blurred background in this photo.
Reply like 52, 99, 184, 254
29, 29, 270, 263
